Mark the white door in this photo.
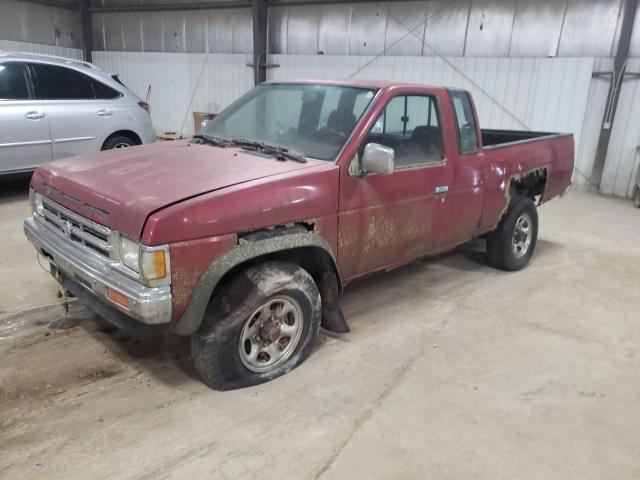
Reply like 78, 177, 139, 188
29, 63, 118, 160
0, 62, 52, 173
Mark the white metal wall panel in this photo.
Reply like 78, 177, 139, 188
268, 54, 593, 151
0, 39, 83, 60
93, 51, 254, 136
600, 58, 640, 196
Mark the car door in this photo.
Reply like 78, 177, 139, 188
0, 62, 52, 174
443, 90, 487, 247
338, 91, 454, 280
29, 63, 119, 160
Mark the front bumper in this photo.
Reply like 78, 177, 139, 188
24, 217, 171, 325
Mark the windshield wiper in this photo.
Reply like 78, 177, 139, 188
231, 138, 307, 163
191, 134, 228, 147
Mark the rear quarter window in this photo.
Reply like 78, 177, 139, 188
91, 79, 121, 99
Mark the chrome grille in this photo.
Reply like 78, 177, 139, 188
40, 196, 113, 259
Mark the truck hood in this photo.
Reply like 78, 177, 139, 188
31, 140, 320, 239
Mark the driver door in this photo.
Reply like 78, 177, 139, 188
337, 92, 453, 281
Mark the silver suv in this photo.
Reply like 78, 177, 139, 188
0, 52, 156, 177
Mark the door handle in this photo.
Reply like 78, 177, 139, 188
25, 111, 45, 120
97, 109, 113, 117
435, 185, 449, 195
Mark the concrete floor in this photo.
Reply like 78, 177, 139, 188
1, 185, 639, 480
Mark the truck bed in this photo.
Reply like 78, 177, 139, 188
481, 129, 561, 148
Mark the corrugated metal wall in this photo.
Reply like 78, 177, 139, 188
92, 8, 253, 53
266, 0, 627, 58
93, 51, 254, 135
90, 0, 640, 59
0, 0, 82, 49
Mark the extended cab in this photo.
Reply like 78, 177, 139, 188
24, 80, 574, 390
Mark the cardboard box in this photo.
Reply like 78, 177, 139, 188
193, 112, 217, 133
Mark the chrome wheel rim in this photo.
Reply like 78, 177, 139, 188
238, 296, 304, 374
113, 142, 131, 149
512, 212, 533, 258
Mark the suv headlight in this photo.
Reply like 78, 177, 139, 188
116, 235, 170, 285
29, 189, 44, 221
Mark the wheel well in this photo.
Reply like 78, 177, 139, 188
210, 246, 340, 308
510, 168, 547, 203
102, 130, 142, 149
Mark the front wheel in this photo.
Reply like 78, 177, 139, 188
102, 135, 136, 150
633, 185, 640, 208
191, 261, 321, 390
486, 195, 539, 271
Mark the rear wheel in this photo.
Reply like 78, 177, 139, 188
633, 185, 640, 208
486, 195, 539, 271
102, 135, 136, 150
191, 261, 321, 390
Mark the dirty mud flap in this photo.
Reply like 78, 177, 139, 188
319, 268, 349, 334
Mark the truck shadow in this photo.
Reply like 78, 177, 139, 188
0, 177, 31, 204
54, 306, 201, 387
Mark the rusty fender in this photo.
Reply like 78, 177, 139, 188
172, 227, 344, 336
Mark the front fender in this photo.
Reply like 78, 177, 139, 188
172, 228, 338, 335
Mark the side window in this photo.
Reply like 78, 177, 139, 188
451, 90, 479, 154
31, 64, 94, 100
91, 79, 121, 99
0, 63, 32, 100
365, 94, 444, 169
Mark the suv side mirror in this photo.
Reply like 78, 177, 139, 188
362, 143, 395, 175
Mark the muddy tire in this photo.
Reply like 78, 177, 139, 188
633, 185, 640, 208
486, 195, 538, 271
191, 261, 321, 391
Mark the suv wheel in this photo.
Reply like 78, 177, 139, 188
486, 195, 539, 271
102, 135, 136, 150
191, 261, 321, 390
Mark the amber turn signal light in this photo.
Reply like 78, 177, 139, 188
106, 288, 130, 309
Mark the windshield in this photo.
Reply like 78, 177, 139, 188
200, 83, 377, 161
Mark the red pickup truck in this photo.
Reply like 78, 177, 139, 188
24, 80, 574, 390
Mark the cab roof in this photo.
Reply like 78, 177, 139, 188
264, 78, 446, 92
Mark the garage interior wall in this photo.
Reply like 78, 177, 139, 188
0, 0, 83, 59
1, 0, 639, 197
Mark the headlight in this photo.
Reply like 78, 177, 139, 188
29, 189, 44, 220
119, 236, 140, 272
117, 235, 170, 284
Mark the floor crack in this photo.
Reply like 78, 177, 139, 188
311, 342, 427, 480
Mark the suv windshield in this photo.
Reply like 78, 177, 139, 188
200, 83, 377, 161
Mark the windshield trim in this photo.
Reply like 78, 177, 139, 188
199, 83, 381, 164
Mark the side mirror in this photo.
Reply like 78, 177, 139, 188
362, 143, 395, 175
